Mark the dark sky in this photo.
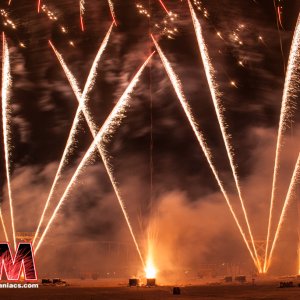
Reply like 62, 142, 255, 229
0, 0, 300, 275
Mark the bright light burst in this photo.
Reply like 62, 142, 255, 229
144, 220, 159, 279
136, 2, 179, 40
44, 41, 153, 268
145, 255, 157, 279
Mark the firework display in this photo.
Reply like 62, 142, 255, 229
0, 0, 299, 298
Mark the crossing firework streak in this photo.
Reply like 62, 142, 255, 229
108, 0, 117, 26
45, 43, 155, 267
34, 53, 154, 267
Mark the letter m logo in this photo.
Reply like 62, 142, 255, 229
0, 243, 37, 281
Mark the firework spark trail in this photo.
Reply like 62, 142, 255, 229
266, 154, 300, 271
152, 35, 259, 270
187, 0, 261, 270
0, 211, 9, 242
48, 43, 154, 268
34, 54, 154, 267
276, 2, 284, 30
107, 0, 117, 26
32, 24, 113, 246
264, 13, 300, 273
158, 0, 169, 14
80, 0, 85, 31
273, 0, 286, 74
278, 7, 283, 29
2, 33, 16, 250
38, 0, 41, 13
0, 35, 9, 245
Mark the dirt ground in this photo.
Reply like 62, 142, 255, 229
0, 278, 300, 300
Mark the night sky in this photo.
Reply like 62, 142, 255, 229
0, 0, 299, 275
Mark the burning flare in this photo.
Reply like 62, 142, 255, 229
42, 41, 154, 267
145, 256, 157, 279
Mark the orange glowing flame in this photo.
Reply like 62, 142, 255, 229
144, 232, 157, 279
145, 256, 157, 279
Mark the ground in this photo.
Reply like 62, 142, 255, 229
0, 278, 299, 299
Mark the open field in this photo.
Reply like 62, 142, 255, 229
0, 278, 300, 300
